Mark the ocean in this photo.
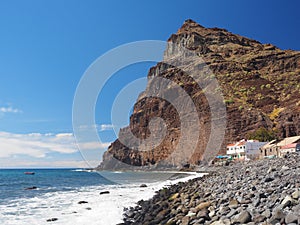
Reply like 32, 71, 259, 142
0, 169, 202, 225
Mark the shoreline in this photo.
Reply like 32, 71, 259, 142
0, 170, 204, 225
120, 153, 300, 225
87, 171, 206, 225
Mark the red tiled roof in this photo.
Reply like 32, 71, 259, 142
281, 143, 297, 149
227, 143, 235, 147
227, 140, 246, 147
237, 141, 246, 146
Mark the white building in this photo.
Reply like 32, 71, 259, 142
227, 139, 267, 160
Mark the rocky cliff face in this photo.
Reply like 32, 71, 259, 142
98, 19, 300, 170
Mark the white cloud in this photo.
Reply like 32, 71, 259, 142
0, 106, 22, 114
77, 124, 114, 131
55, 133, 73, 138
77, 141, 110, 150
0, 131, 111, 159
98, 124, 114, 131
0, 132, 77, 158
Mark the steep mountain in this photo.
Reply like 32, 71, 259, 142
98, 19, 300, 170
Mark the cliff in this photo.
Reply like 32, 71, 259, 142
98, 19, 300, 170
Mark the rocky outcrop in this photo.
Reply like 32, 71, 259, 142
98, 19, 300, 170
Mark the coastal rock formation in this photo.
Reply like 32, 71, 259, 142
98, 19, 300, 170
121, 153, 300, 224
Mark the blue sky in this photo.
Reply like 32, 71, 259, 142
0, 0, 299, 168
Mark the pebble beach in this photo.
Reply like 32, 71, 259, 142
121, 153, 300, 225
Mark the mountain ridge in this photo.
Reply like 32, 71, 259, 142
98, 19, 300, 170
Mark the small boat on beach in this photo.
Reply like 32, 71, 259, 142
24, 172, 35, 175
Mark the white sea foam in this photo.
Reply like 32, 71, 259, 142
71, 169, 94, 172
0, 172, 204, 225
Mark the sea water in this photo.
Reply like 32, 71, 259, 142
0, 169, 202, 225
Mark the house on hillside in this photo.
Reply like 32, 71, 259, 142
260, 136, 300, 158
226, 139, 267, 160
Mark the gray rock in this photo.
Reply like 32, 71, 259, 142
228, 199, 239, 209
259, 193, 267, 198
270, 208, 285, 222
252, 198, 260, 207
285, 213, 298, 224
209, 210, 215, 218
196, 208, 210, 220
281, 195, 293, 208
46, 218, 58, 222
262, 208, 271, 218
219, 205, 230, 214
210, 221, 226, 225
221, 218, 231, 225
267, 167, 276, 173
78, 201, 88, 204
281, 165, 289, 171
233, 210, 252, 223
195, 201, 211, 212
291, 190, 300, 199
165, 218, 176, 225
226, 209, 237, 218
187, 211, 196, 217
264, 177, 274, 182
253, 214, 266, 223
181, 216, 190, 225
